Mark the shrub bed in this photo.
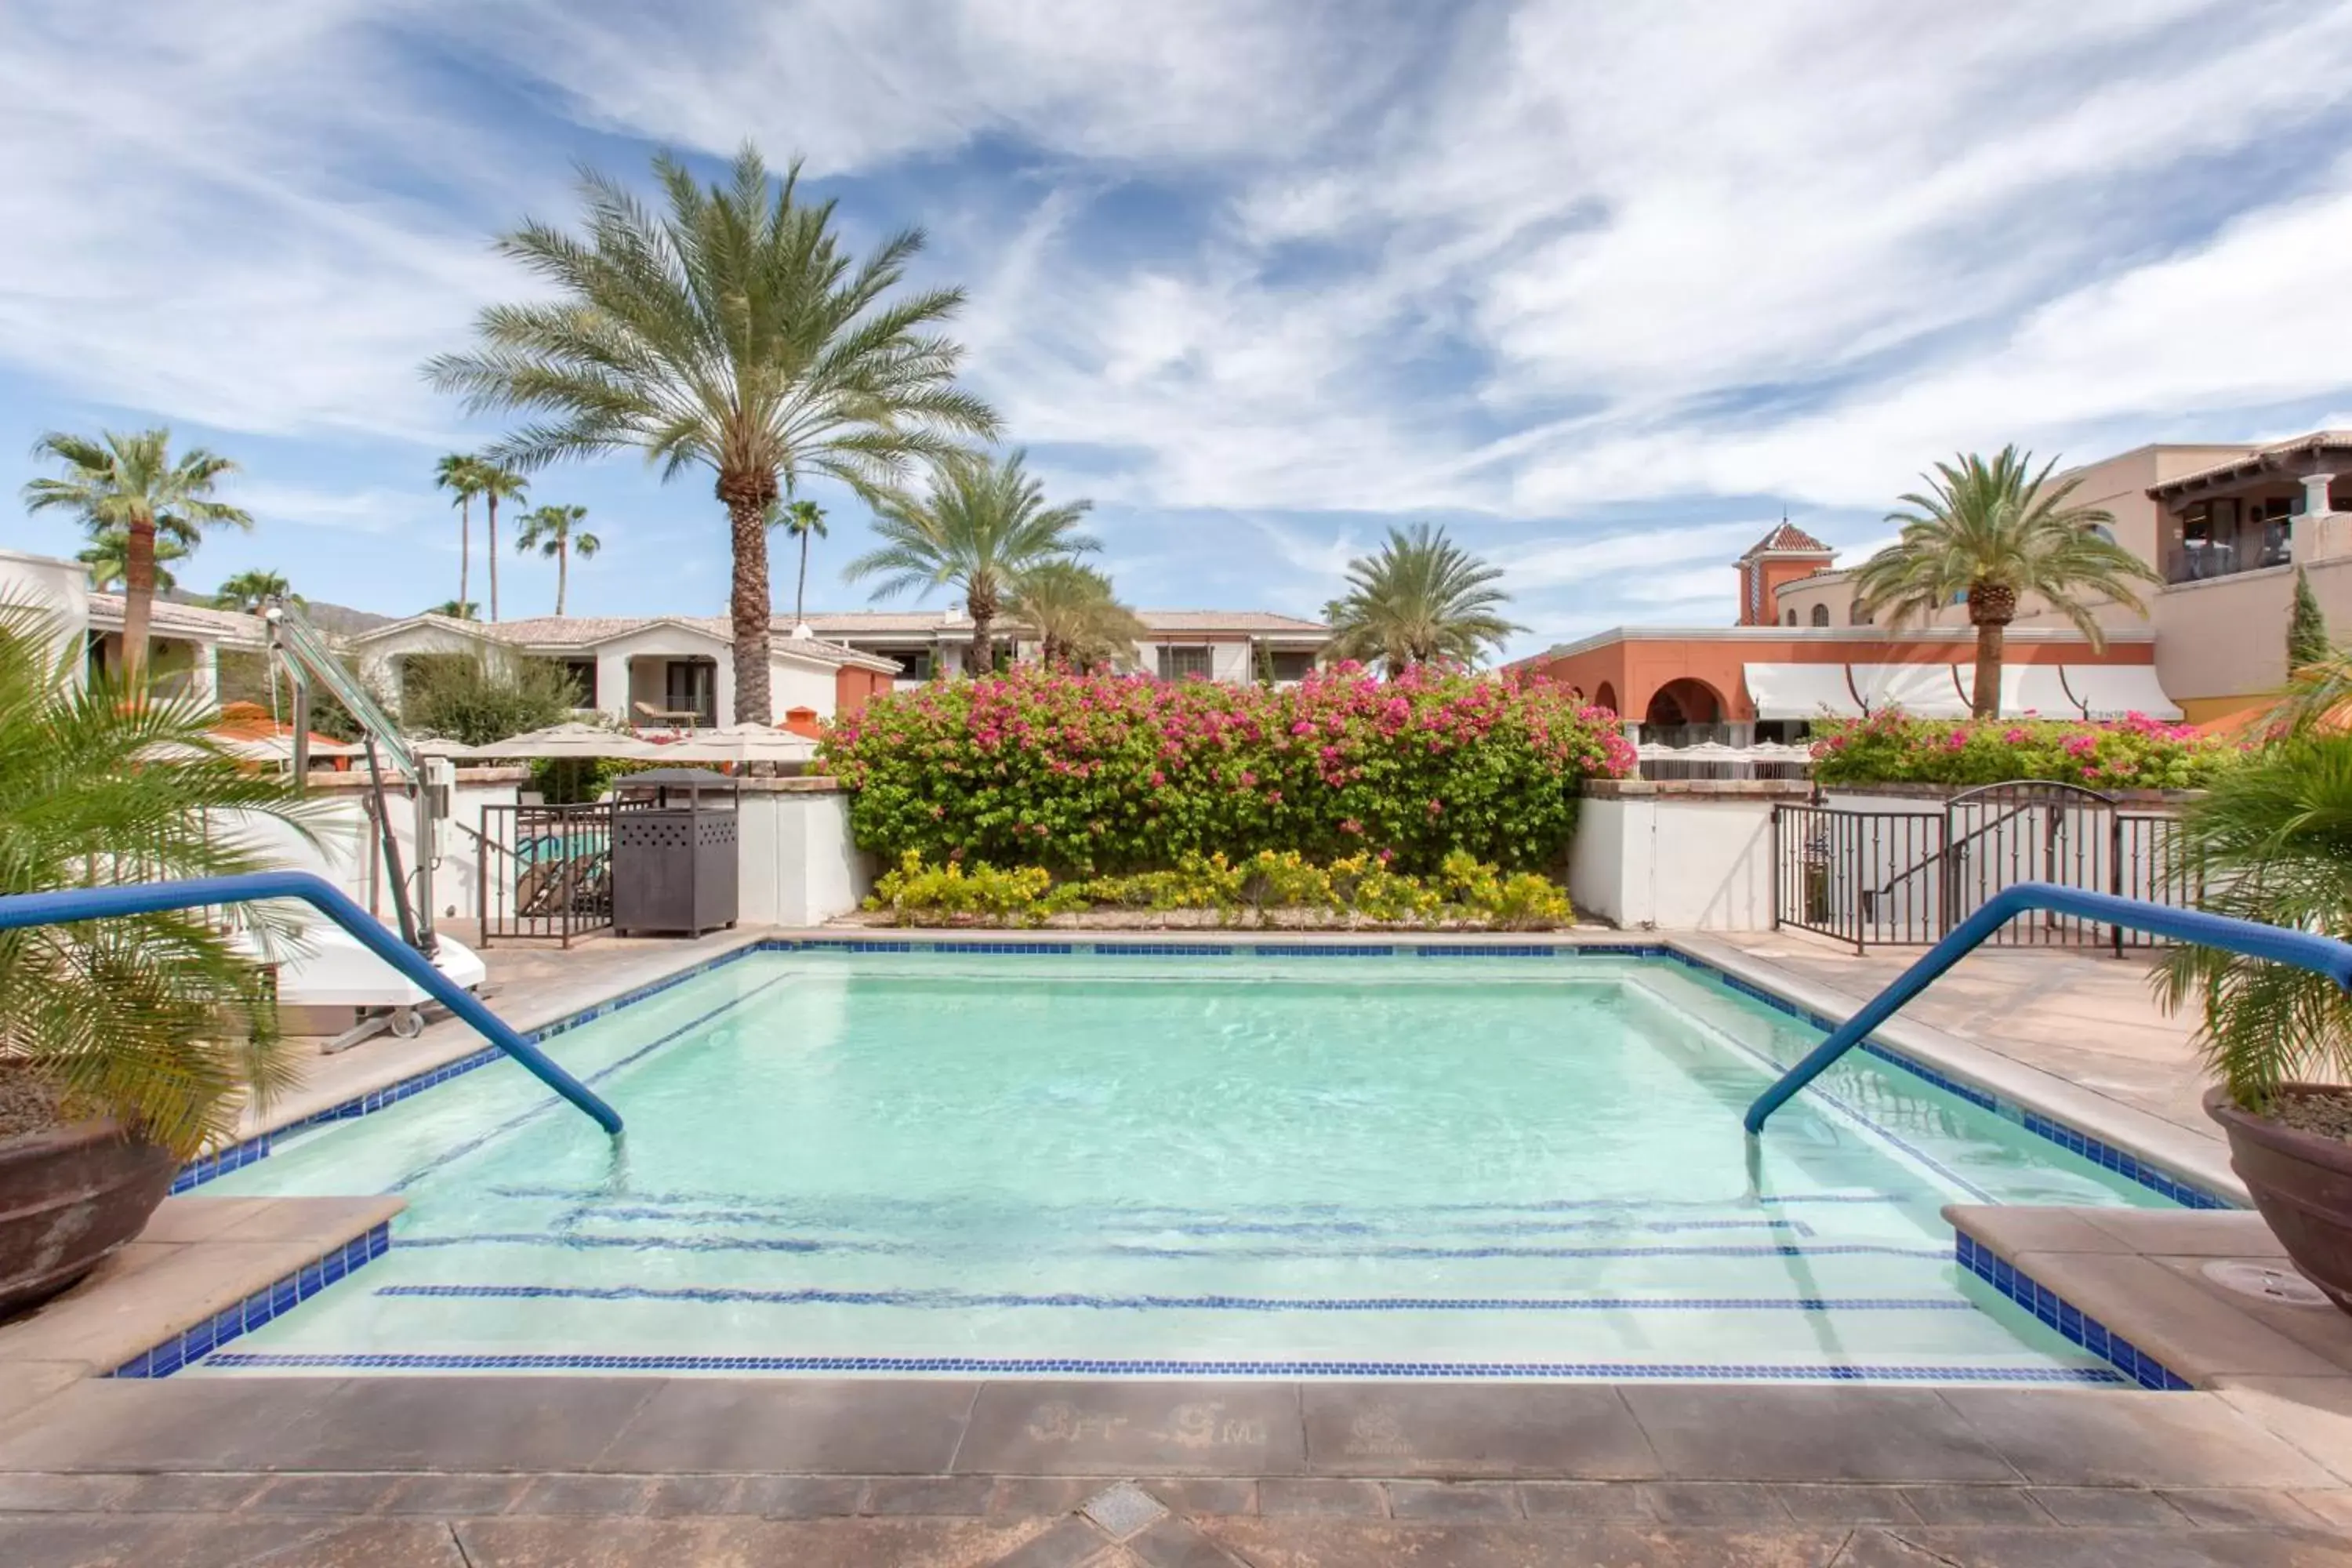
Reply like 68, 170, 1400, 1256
865, 849, 1577, 929
1809, 709, 2238, 791
822, 665, 1634, 876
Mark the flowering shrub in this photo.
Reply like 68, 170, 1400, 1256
823, 664, 1634, 875
1809, 708, 2238, 791
866, 848, 1577, 928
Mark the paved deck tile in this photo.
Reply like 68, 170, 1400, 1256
1941, 1388, 2343, 1489
593, 1377, 978, 1474
955, 1382, 1306, 1477
1621, 1387, 2015, 1483
1299, 1383, 1658, 1478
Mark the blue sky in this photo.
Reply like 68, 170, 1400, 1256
7, 1, 2352, 656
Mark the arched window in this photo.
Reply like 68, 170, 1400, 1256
1784, 608, 1797, 626
1809, 604, 1830, 626
1849, 601, 1873, 625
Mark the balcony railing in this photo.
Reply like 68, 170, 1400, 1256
2166, 532, 2291, 585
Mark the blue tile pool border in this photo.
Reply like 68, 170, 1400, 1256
189, 1349, 2125, 1385
104, 1222, 391, 1379
1953, 1228, 2191, 1392
170, 933, 2234, 1214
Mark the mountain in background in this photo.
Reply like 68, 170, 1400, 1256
161, 586, 391, 637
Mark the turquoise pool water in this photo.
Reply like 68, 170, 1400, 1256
191, 950, 2177, 1382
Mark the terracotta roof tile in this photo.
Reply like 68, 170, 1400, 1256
1740, 523, 1834, 557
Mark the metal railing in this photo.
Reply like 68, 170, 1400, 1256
0, 872, 622, 1135
1775, 789, 2192, 953
470, 802, 630, 947
1744, 882, 2352, 1134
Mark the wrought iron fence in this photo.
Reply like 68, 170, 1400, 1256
469, 802, 632, 947
1773, 785, 2194, 953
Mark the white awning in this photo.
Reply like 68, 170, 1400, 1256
1978, 664, 2080, 720
1744, 663, 1864, 720
1849, 662, 1971, 718
2061, 665, 2183, 722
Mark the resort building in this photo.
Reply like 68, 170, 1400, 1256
347, 614, 902, 730
793, 608, 1332, 688
0, 546, 269, 705
1766, 437, 2352, 724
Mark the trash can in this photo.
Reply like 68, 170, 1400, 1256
610, 769, 739, 937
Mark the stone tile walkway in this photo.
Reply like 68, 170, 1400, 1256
1719, 930, 2219, 1136
0, 1377, 2344, 1563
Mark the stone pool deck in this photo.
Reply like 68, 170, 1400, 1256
2, 1374, 2349, 1565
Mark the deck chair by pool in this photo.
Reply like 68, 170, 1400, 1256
633, 699, 701, 729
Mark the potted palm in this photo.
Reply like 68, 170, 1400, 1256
2155, 695, 2352, 1312
0, 605, 321, 1314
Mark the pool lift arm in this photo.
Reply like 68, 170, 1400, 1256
1743, 883, 2352, 1135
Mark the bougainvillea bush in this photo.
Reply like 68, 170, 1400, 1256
822, 664, 1635, 876
1809, 709, 2239, 791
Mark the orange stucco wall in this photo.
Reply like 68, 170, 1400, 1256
1518, 634, 2153, 723
833, 666, 892, 719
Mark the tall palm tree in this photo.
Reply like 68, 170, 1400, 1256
78, 529, 191, 595
771, 495, 828, 626
426, 144, 998, 722
212, 568, 291, 613
1008, 561, 1146, 671
1853, 447, 2158, 718
434, 454, 485, 614
23, 429, 251, 681
475, 461, 528, 622
1327, 522, 1522, 676
0, 601, 322, 1159
514, 503, 600, 615
845, 451, 1098, 673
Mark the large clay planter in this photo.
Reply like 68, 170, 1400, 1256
2207, 1085, 2352, 1316
0, 1118, 178, 1316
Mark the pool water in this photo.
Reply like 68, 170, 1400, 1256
194, 950, 2176, 1382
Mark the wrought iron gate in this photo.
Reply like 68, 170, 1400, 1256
1773, 783, 2192, 953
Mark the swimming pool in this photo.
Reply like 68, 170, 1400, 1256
185, 947, 2187, 1383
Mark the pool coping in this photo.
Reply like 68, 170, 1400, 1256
177, 927, 2246, 1216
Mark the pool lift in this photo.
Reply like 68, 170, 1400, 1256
260, 599, 488, 1051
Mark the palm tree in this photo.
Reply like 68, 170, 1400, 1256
0, 601, 323, 1158
514, 503, 600, 615
23, 429, 251, 681
846, 451, 1098, 673
1327, 522, 1522, 676
429, 599, 480, 620
475, 461, 527, 622
434, 454, 485, 614
2153, 735, 2352, 1112
771, 495, 828, 626
78, 529, 191, 595
426, 144, 997, 723
1009, 561, 1146, 671
1853, 447, 2158, 718
212, 568, 291, 613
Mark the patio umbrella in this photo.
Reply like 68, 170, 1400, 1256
460, 721, 662, 760
641, 723, 820, 767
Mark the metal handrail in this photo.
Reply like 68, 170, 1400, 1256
1744, 881, 2352, 1134
0, 871, 623, 1136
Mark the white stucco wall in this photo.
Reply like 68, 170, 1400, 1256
0, 546, 93, 678
735, 787, 869, 925
768, 655, 837, 718
1569, 789, 1786, 930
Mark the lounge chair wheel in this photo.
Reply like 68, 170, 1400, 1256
389, 1007, 425, 1040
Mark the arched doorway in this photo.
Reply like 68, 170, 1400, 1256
1644, 677, 1722, 728
1592, 681, 1618, 717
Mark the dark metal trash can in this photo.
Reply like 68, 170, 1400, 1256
611, 769, 739, 937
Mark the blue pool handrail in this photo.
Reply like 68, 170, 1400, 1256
1744, 881, 2352, 1135
0, 871, 623, 1136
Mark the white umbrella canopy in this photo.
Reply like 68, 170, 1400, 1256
458, 721, 662, 760
641, 723, 820, 766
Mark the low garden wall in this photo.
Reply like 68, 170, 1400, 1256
1568, 780, 1806, 931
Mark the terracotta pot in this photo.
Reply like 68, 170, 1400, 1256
2206, 1084, 2352, 1316
0, 1117, 178, 1317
